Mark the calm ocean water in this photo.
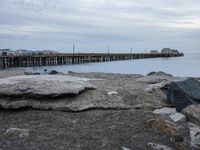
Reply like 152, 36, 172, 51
9, 53, 200, 77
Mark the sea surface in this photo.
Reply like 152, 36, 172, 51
8, 53, 200, 77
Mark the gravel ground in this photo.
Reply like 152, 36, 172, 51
0, 109, 189, 150
0, 70, 191, 150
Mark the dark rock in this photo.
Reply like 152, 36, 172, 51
44, 69, 47, 72
34, 72, 40, 75
24, 72, 40, 75
68, 71, 76, 74
167, 78, 200, 112
147, 71, 173, 77
147, 71, 157, 76
48, 70, 58, 75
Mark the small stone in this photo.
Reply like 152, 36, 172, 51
24, 72, 40, 75
147, 117, 184, 142
147, 142, 175, 150
122, 146, 131, 150
108, 91, 118, 95
169, 113, 186, 123
153, 107, 176, 115
5, 128, 30, 138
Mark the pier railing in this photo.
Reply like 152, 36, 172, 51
0, 52, 184, 69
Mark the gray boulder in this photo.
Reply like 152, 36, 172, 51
167, 78, 200, 112
48, 70, 58, 75
0, 75, 94, 99
147, 71, 173, 77
182, 104, 200, 126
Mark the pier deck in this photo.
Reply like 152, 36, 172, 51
0, 53, 184, 69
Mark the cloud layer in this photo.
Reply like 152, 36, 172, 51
0, 0, 200, 53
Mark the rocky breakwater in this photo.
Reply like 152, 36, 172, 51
152, 76, 200, 150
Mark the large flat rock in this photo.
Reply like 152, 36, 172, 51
0, 73, 169, 111
0, 75, 94, 99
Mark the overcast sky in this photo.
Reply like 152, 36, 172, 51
0, 0, 200, 53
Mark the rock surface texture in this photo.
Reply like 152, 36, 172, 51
167, 78, 200, 112
182, 104, 200, 126
0, 75, 93, 99
147, 117, 184, 142
188, 123, 200, 149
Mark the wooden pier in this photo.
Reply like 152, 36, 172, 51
0, 52, 184, 69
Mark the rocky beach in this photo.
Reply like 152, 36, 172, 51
0, 70, 200, 150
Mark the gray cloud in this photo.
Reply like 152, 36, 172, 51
0, 0, 200, 53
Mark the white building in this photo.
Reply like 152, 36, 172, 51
161, 48, 179, 54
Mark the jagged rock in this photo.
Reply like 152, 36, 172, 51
48, 70, 58, 74
0, 75, 94, 99
147, 117, 183, 142
188, 123, 200, 149
169, 113, 186, 123
147, 71, 173, 77
153, 107, 176, 115
145, 81, 172, 92
5, 128, 30, 138
182, 104, 200, 126
167, 78, 200, 112
146, 142, 175, 150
